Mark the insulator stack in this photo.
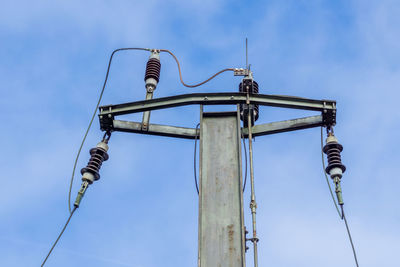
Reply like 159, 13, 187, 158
144, 52, 161, 92
239, 79, 259, 127
145, 58, 161, 82
323, 133, 346, 178
81, 141, 109, 184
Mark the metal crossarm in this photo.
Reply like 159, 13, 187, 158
98, 92, 336, 132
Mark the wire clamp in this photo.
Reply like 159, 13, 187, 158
234, 68, 250, 76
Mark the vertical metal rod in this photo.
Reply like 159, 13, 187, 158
246, 38, 248, 70
141, 91, 154, 130
247, 95, 258, 267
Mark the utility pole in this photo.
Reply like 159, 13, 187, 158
44, 48, 356, 267
94, 45, 336, 267
98, 85, 336, 267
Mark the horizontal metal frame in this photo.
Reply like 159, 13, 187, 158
111, 115, 324, 139
99, 92, 336, 116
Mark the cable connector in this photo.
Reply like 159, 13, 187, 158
234, 68, 249, 76
333, 176, 344, 206
74, 181, 89, 208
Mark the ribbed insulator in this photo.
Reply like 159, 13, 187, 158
239, 80, 259, 94
81, 147, 109, 181
239, 79, 259, 125
144, 58, 161, 83
323, 139, 346, 174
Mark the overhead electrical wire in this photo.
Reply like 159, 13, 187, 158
57, 45, 360, 267
242, 129, 248, 192
194, 123, 200, 194
68, 48, 236, 213
41, 207, 77, 266
320, 127, 342, 218
160, 49, 235, 88
320, 127, 360, 267
67, 47, 151, 214
342, 206, 360, 267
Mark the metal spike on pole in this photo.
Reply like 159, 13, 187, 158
246, 38, 248, 70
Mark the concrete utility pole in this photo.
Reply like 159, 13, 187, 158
98, 88, 336, 266
198, 110, 245, 266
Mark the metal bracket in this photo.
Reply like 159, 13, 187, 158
322, 101, 336, 127
234, 68, 250, 76
99, 110, 114, 132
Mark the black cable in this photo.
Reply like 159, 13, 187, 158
68, 47, 150, 214
160, 49, 234, 88
341, 205, 360, 267
320, 127, 342, 218
194, 123, 200, 194
321, 127, 360, 266
241, 129, 248, 192
41, 206, 77, 266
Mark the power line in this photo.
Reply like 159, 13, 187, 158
342, 206, 360, 267
68, 47, 150, 214
320, 127, 342, 218
194, 123, 200, 194
320, 127, 360, 267
242, 129, 248, 192
41, 207, 77, 266
160, 49, 234, 88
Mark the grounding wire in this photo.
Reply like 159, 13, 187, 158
194, 123, 200, 194
321, 127, 360, 267
159, 49, 235, 88
241, 129, 248, 192
68, 47, 151, 214
41, 206, 77, 266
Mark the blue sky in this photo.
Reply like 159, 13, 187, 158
1, 0, 399, 266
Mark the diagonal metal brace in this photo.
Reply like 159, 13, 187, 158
105, 115, 325, 139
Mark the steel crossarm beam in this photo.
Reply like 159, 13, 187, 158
109, 115, 324, 139
99, 92, 336, 116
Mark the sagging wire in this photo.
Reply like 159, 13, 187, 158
159, 49, 235, 88
342, 207, 360, 267
69, 47, 237, 210
321, 127, 360, 267
43, 133, 111, 265
242, 129, 248, 192
194, 123, 200, 194
68, 47, 150, 214
320, 126, 342, 218
41, 207, 77, 267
